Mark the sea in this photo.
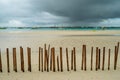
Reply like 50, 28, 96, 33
0, 27, 120, 32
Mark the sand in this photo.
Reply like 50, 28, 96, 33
0, 30, 120, 80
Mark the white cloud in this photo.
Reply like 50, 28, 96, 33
8, 20, 26, 27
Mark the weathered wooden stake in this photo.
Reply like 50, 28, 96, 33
108, 49, 110, 70
50, 48, 53, 71
71, 50, 73, 70
46, 50, 49, 72
66, 48, 69, 71
20, 47, 24, 72
27, 47, 31, 72
73, 47, 76, 71
39, 47, 41, 71
13, 48, 17, 72
44, 44, 47, 71
60, 47, 63, 72
6, 48, 10, 73
41, 48, 43, 72
0, 49, 2, 72
57, 56, 59, 71
81, 45, 84, 70
84, 45, 87, 71
102, 47, 105, 70
114, 46, 118, 70
53, 48, 56, 72
91, 47, 93, 71
98, 49, 101, 69
96, 47, 98, 71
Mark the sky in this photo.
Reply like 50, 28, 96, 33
0, 0, 120, 27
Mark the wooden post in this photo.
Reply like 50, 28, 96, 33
98, 49, 101, 69
44, 44, 47, 71
60, 47, 63, 72
108, 49, 110, 70
47, 44, 50, 72
20, 47, 24, 72
53, 48, 55, 72
102, 47, 105, 70
50, 48, 53, 71
81, 45, 84, 70
6, 48, 10, 72
0, 49, 2, 72
71, 50, 73, 70
114, 46, 118, 70
46, 49, 49, 72
57, 56, 59, 71
44, 50, 47, 71
39, 47, 41, 71
66, 48, 69, 71
41, 48, 43, 72
13, 48, 17, 72
91, 47, 93, 71
27, 47, 31, 72
96, 47, 98, 71
73, 47, 76, 71
84, 45, 87, 71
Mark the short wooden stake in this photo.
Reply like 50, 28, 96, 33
91, 47, 93, 71
39, 47, 41, 71
13, 48, 17, 72
27, 47, 31, 72
0, 49, 2, 72
108, 49, 110, 70
73, 47, 76, 71
6, 48, 10, 73
66, 48, 69, 71
71, 50, 73, 70
57, 56, 59, 71
60, 47, 63, 72
20, 47, 24, 72
102, 47, 105, 70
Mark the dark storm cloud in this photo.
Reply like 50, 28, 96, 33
31, 0, 120, 22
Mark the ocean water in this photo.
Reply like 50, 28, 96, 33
0, 27, 120, 32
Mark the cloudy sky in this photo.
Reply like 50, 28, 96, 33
0, 0, 120, 27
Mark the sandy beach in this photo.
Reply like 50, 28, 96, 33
0, 30, 120, 80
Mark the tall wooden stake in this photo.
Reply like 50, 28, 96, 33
84, 45, 87, 71
13, 48, 17, 72
60, 47, 63, 72
98, 49, 101, 69
96, 47, 98, 71
6, 48, 10, 73
27, 47, 31, 72
102, 47, 105, 70
50, 48, 53, 71
108, 49, 110, 70
53, 48, 55, 72
91, 47, 93, 71
57, 56, 59, 71
73, 47, 76, 71
41, 48, 43, 72
66, 48, 69, 71
20, 47, 24, 72
39, 47, 41, 71
0, 49, 2, 72
71, 50, 73, 70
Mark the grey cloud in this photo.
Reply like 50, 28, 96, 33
31, 0, 120, 22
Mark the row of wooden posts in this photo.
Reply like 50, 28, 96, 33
0, 42, 119, 73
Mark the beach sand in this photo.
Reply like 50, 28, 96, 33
0, 30, 120, 80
